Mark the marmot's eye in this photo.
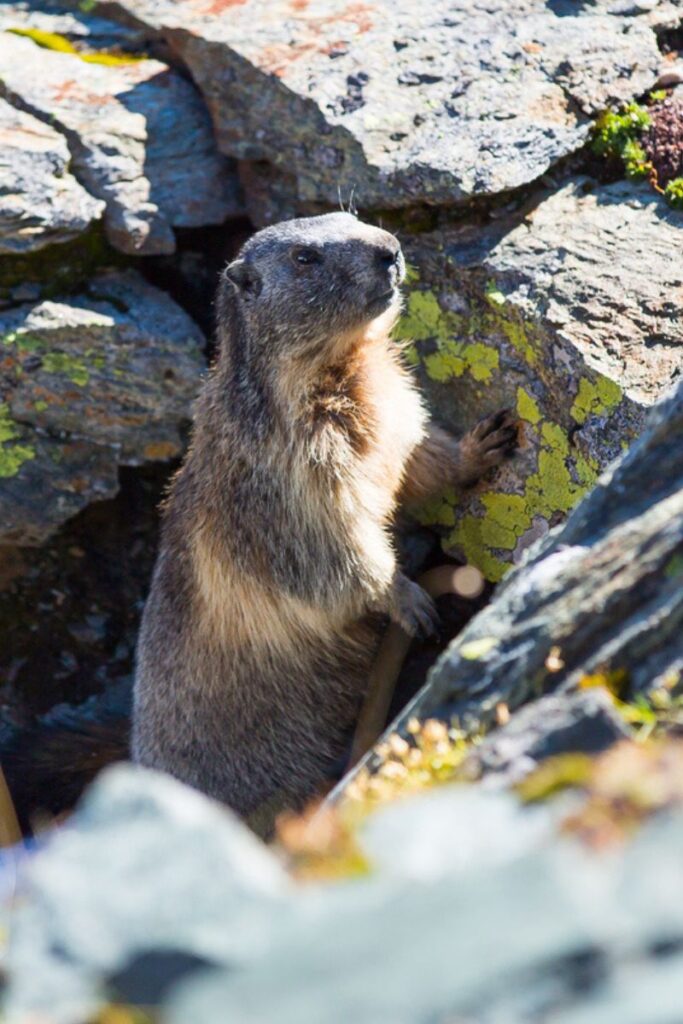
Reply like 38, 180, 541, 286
291, 246, 322, 266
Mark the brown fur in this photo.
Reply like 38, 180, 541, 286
133, 213, 517, 826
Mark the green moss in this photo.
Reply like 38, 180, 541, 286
0, 404, 35, 478
665, 554, 683, 579
621, 138, 652, 181
0, 225, 123, 304
570, 376, 622, 425
7, 26, 145, 65
592, 102, 651, 165
516, 386, 542, 425
34, 400, 48, 412
664, 177, 683, 211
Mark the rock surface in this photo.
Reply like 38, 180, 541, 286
5, 763, 683, 1023
0, 28, 241, 254
106, 0, 664, 208
400, 178, 682, 578
0, 270, 205, 545
0, 97, 104, 254
346, 379, 683, 780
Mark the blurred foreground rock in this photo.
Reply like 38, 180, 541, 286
4, 763, 683, 1023
0, 270, 204, 544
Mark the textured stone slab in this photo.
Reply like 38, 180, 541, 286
399, 179, 683, 579
105, 0, 662, 208
0, 271, 205, 544
0, 96, 104, 254
0, 30, 241, 254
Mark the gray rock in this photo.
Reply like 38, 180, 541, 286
351, 378, 683, 763
7, 763, 683, 1024
105, 0, 661, 209
0, 98, 104, 254
463, 690, 631, 787
3, 764, 289, 1024
0, 270, 205, 545
0, 30, 242, 254
399, 178, 682, 579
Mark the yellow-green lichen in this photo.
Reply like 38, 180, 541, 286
448, 515, 510, 583
394, 290, 461, 344
0, 403, 35, 478
443, 417, 598, 582
516, 386, 542, 425
41, 352, 90, 387
414, 489, 457, 528
524, 421, 596, 519
7, 27, 145, 65
395, 290, 500, 383
570, 376, 622, 425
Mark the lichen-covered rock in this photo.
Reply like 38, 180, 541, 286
105, 0, 662, 209
356, 379, 683, 757
0, 29, 242, 254
0, 97, 104, 254
399, 178, 682, 579
0, 270, 204, 545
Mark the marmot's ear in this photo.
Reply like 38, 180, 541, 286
224, 259, 262, 300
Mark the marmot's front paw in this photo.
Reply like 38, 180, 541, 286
388, 574, 440, 639
459, 408, 519, 484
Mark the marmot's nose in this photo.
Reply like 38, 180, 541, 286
375, 244, 401, 270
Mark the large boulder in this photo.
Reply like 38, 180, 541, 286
0, 26, 242, 254
399, 178, 683, 578
0, 97, 104, 254
0, 270, 205, 545
104, 0, 667, 208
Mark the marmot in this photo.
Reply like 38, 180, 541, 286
133, 212, 517, 823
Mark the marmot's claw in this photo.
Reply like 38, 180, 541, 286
465, 408, 520, 472
391, 577, 440, 639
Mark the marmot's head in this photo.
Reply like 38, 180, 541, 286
218, 213, 405, 358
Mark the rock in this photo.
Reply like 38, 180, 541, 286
399, 178, 682, 579
3, 764, 289, 1024
463, 690, 631, 788
105, 0, 662, 209
0, 270, 205, 545
354, 379, 683, 759
0, 29, 242, 254
0, 97, 104, 254
6, 762, 683, 1024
